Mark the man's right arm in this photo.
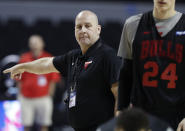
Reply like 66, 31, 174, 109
117, 14, 141, 114
3, 57, 58, 79
117, 59, 133, 115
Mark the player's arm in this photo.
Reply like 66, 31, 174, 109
3, 57, 58, 79
116, 17, 135, 115
111, 82, 118, 115
116, 59, 133, 116
116, 15, 141, 116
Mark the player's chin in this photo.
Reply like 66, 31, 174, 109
158, 6, 169, 12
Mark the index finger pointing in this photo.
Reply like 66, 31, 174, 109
3, 69, 11, 74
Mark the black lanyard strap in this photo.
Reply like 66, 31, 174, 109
70, 56, 86, 91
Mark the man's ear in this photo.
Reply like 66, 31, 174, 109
97, 25, 101, 35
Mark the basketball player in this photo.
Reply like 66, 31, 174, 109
117, 0, 185, 130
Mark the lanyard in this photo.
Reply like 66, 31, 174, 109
70, 56, 85, 91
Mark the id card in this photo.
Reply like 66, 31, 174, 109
69, 91, 76, 108
37, 75, 47, 86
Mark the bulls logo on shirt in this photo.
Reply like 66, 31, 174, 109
140, 40, 183, 63
84, 60, 93, 69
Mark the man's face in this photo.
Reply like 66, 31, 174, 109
29, 36, 44, 52
75, 13, 101, 47
153, 0, 176, 12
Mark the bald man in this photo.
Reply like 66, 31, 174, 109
3, 10, 122, 131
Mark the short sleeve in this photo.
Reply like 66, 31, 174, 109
103, 50, 123, 85
117, 21, 131, 59
53, 54, 69, 77
117, 14, 142, 59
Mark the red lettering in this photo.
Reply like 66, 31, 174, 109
167, 41, 175, 60
140, 40, 149, 59
161, 63, 178, 89
150, 40, 158, 57
176, 44, 183, 63
143, 61, 158, 87
158, 40, 166, 57
143, 62, 178, 89
140, 40, 183, 63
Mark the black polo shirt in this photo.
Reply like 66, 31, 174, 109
53, 39, 122, 128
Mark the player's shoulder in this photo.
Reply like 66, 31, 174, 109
179, 12, 185, 20
125, 13, 143, 26
178, 11, 184, 16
